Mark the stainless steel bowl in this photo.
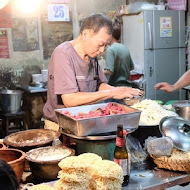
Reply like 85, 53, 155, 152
172, 100, 190, 121
122, 91, 144, 106
30, 82, 44, 88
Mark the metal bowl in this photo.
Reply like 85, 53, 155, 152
122, 94, 144, 106
30, 82, 44, 88
172, 100, 190, 121
26, 145, 75, 182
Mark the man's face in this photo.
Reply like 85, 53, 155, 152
82, 27, 112, 58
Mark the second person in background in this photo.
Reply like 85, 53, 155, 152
104, 23, 135, 87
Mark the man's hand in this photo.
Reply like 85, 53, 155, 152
154, 82, 175, 93
111, 87, 142, 99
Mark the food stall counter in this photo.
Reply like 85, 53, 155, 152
25, 162, 190, 190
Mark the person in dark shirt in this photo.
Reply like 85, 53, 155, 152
104, 23, 134, 87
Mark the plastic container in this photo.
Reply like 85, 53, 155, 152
32, 74, 42, 83
41, 69, 48, 82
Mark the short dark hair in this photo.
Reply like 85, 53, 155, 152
80, 13, 113, 35
112, 23, 121, 41
0, 159, 19, 190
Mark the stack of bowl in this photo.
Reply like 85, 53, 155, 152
3, 129, 61, 171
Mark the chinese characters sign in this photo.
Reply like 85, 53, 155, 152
160, 17, 172, 37
0, 30, 9, 58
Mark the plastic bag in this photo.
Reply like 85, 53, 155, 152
127, 2, 156, 13
126, 134, 148, 164
145, 137, 173, 156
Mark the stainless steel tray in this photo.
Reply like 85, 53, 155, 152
55, 102, 141, 137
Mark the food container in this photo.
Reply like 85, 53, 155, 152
122, 95, 144, 106
26, 145, 75, 182
159, 116, 190, 152
3, 129, 60, 152
0, 89, 23, 113
41, 69, 48, 82
55, 102, 141, 137
32, 74, 42, 83
0, 148, 26, 182
172, 100, 190, 121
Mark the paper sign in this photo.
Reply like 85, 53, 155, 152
48, 0, 69, 3
48, 4, 70, 22
160, 17, 172, 37
0, 30, 9, 58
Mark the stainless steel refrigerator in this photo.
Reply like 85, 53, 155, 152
121, 10, 186, 103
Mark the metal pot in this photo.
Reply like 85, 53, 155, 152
0, 90, 23, 113
172, 100, 190, 121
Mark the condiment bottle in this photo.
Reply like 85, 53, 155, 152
114, 124, 130, 186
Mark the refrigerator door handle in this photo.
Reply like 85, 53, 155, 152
148, 22, 153, 49
149, 66, 153, 77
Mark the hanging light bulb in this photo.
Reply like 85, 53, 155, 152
0, 0, 10, 10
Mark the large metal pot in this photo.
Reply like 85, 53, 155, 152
172, 100, 190, 121
0, 90, 23, 113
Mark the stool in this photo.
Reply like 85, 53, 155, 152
2, 111, 28, 136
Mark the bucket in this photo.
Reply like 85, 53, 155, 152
0, 90, 23, 113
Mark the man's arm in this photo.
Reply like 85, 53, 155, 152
103, 69, 113, 77
173, 70, 190, 90
155, 70, 190, 92
61, 83, 141, 107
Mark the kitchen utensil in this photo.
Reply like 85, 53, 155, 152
159, 116, 190, 152
172, 100, 190, 121
0, 89, 23, 113
55, 102, 141, 137
26, 145, 75, 182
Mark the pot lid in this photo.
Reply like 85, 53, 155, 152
172, 100, 190, 107
159, 116, 190, 152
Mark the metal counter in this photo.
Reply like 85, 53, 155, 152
33, 161, 190, 190
123, 162, 190, 190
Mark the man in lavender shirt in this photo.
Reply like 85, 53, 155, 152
43, 14, 141, 131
